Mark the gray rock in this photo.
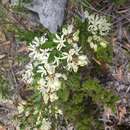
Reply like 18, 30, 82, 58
10, 0, 18, 5
26, 0, 67, 32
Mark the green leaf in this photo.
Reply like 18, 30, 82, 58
112, 0, 128, 5
0, 75, 10, 99
96, 45, 112, 63
82, 80, 119, 111
65, 72, 81, 89
73, 93, 83, 104
57, 82, 70, 102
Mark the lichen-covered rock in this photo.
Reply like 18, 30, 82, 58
26, 0, 67, 32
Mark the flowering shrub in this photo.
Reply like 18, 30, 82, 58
22, 25, 88, 104
17, 11, 119, 130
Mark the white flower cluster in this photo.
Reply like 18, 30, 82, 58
22, 36, 66, 104
53, 25, 88, 72
84, 11, 111, 51
84, 11, 111, 36
22, 25, 88, 105
40, 118, 52, 130
22, 63, 34, 84
88, 35, 107, 52
62, 44, 88, 72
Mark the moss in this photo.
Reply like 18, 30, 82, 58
0, 75, 10, 99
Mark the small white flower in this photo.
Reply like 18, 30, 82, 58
28, 44, 40, 60
32, 37, 40, 47
37, 66, 47, 77
25, 63, 33, 70
62, 24, 73, 35
78, 55, 88, 66
53, 79, 61, 90
84, 10, 89, 18
98, 16, 111, 36
40, 48, 52, 55
88, 36, 93, 43
52, 56, 61, 67
62, 44, 81, 62
22, 63, 34, 84
17, 104, 24, 114
22, 71, 33, 84
47, 78, 61, 92
41, 118, 51, 130
67, 38, 73, 44
88, 36, 98, 51
73, 30, 79, 42
44, 64, 56, 75
43, 93, 49, 104
38, 78, 47, 88
72, 43, 81, 54
38, 49, 51, 64
67, 24, 73, 34
93, 35, 101, 41
49, 93, 59, 102
67, 62, 78, 72
38, 85, 48, 95
62, 27, 68, 36
100, 41, 107, 48
53, 34, 66, 51
32, 35, 48, 47
62, 51, 73, 62
40, 35, 48, 44
17, 101, 26, 114
55, 106, 63, 115
25, 111, 30, 117
46, 72, 66, 92
88, 14, 100, 34
90, 42, 97, 52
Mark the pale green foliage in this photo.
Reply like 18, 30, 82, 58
0, 75, 10, 99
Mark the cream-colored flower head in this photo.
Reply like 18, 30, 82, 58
84, 10, 111, 36
41, 118, 51, 130
53, 34, 66, 51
